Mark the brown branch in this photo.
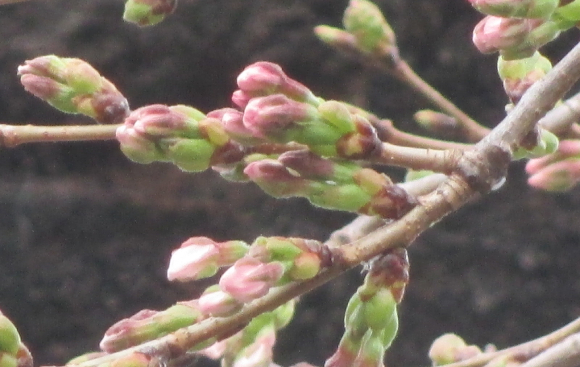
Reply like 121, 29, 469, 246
371, 142, 462, 173
0, 124, 120, 147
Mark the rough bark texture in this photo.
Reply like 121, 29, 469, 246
0, 1, 579, 366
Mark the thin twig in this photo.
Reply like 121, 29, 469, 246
390, 58, 490, 142
372, 142, 461, 173
0, 124, 120, 147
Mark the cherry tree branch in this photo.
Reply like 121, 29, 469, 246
0, 124, 119, 147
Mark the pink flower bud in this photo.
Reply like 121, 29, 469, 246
244, 159, 308, 197
472, 16, 542, 55
219, 257, 284, 303
208, 108, 260, 143
236, 62, 316, 103
243, 94, 317, 138
527, 159, 580, 192
199, 290, 242, 317
234, 332, 276, 367
167, 237, 220, 281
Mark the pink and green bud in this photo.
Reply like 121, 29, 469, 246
352, 331, 387, 367
198, 286, 243, 317
236, 62, 319, 106
317, 101, 357, 135
123, 0, 177, 26
288, 252, 322, 280
472, 16, 560, 59
242, 94, 319, 139
325, 331, 362, 367
526, 139, 580, 191
219, 257, 284, 303
468, 0, 558, 19
233, 330, 276, 367
18, 55, 129, 123
366, 248, 410, 302
167, 236, 249, 282
497, 51, 552, 103
68, 352, 107, 365
314, 25, 359, 51
244, 159, 310, 197
342, 0, 396, 54
278, 151, 360, 184
117, 104, 243, 172
100, 304, 201, 352
335, 115, 381, 159
513, 127, 559, 160
207, 108, 261, 144
428, 334, 482, 365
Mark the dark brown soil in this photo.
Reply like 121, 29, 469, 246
0, 1, 579, 366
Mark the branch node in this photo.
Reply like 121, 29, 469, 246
455, 145, 511, 194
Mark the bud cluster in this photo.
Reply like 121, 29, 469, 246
18, 55, 130, 124
325, 249, 409, 367
116, 104, 245, 172
233, 62, 382, 159
244, 150, 416, 219
468, 0, 580, 60
99, 236, 329, 355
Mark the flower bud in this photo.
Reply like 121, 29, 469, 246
314, 25, 359, 50
199, 288, 243, 317
167, 236, 249, 281
236, 62, 318, 105
429, 334, 482, 365
497, 51, 552, 103
473, 16, 539, 55
243, 94, 319, 139
472, 16, 560, 59
123, 0, 177, 26
100, 304, 201, 352
468, 0, 558, 19
343, 0, 396, 54
219, 257, 284, 303
18, 55, 129, 123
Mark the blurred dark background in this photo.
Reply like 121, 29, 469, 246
0, 1, 579, 366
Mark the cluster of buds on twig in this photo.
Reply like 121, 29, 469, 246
325, 248, 409, 367
469, 0, 580, 60
17, 56, 129, 124
0, 311, 32, 367
244, 151, 416, 218
99, 235, 331, 361
116, 104, 245, 172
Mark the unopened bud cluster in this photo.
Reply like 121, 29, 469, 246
100, 235, 329, 355
325, 249, 409, 367
428, 334, 482, 365
18, 55, 129, 124
468, 0, 580, 60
